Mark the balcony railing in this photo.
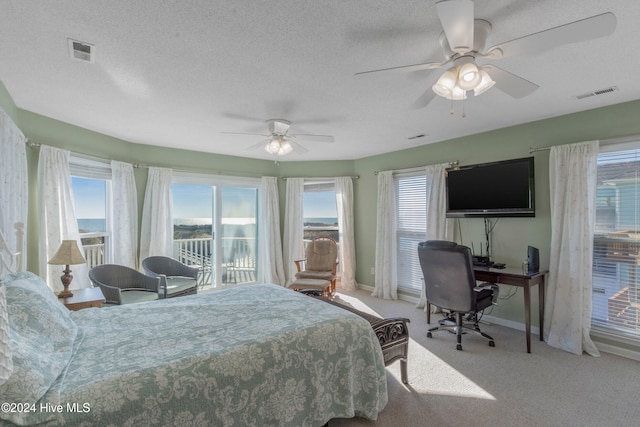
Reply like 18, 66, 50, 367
83, 243, 105, 270
174, 237, 256, 286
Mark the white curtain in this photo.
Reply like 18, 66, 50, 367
111, 161, 138, 268
373, 171, 398, 300
417, 163, 454, 309
283, 178, 304, 285
37, 145, 89, 290
258, 177, 285, 285
546, 140, 600, 356
139, 167, 173, 265
0, 108, 27, 271
336, 176, 357, 291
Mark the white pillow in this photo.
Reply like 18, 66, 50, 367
0, 282, 13, 385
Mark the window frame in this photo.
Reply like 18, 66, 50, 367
303, 179, 339, 243
172, 172, 261, 288
394, 171, 427, 295
592, 139, 640, 343
69, 155, 112, 268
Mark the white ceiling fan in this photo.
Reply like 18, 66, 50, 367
356, 0, 617, 109
221, 119, 335, 157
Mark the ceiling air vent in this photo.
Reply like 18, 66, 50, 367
67, 38, 95, 63
575, 86, 618, 100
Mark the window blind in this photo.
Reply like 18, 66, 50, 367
593, 147, 640, 339
395, 173, 426, 294
69, 155, 112, 179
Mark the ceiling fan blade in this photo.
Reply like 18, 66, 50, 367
244, 139, 270, 151
354, 60, 448, 77
483, 65, 538, 99
485, 12, 616, 59
220, 131, 270, 137
288, 139, 309, 154
411, 88, 438, 109
291, 134, 335, 143
435, 0, 475, 54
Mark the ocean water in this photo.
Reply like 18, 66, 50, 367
78, 217, 338, 233
304, 217, 338, 226
78, 218, 106, 233
174, 217, 338, 226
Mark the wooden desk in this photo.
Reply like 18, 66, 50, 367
58, 287, 106, 311
426, 267, 547, 353
473, 267, 548, 353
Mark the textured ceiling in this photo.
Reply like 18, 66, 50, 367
1, 0, 639, 161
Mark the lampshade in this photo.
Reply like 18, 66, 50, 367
432, 67, 458, 98
448, 85, 468, 101
265, 137, 294, 156
457, 62, 481, 90
48, 240, 86, 265
473, 67, 496, 96
278, 140, 293, 155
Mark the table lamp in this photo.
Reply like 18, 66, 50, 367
48, 240, 86, 298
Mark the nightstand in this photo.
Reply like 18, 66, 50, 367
59, 287, 106, 311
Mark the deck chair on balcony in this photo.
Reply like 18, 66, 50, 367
142, 256, 199, 298
89, 264, 161, 305
291, 236, 339, 296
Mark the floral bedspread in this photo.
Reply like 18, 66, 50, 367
2, 277, 387, 426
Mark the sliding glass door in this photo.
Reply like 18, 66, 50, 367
172, 176, 259, 288
218, 187, 258, 285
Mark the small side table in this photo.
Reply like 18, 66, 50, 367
59, 287, 106, 311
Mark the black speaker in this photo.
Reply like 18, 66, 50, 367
527, 246, 539, 274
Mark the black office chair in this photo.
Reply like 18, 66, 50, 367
418, 240, 498, 351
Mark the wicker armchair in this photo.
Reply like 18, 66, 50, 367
142, 256, 199, 298
89, 264, 161, 305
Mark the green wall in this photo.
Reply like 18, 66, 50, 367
4, 79, 640, 330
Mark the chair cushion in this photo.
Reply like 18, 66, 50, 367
295, 271, 335, 280
288, 278, 331, 294
120, 290, 159, 304
165, 277, 197, 297
305, 239, 338, 272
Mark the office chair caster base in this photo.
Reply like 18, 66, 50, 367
427, 332, 433, 338
456, 344, 462, 351
489, 340, 495, 347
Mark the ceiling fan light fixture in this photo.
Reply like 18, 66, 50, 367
449, 85, 467, 100
432, 67, 458, 97
457, 62, 481, 90
473, 67, 495, 96
279, 140, 293, 155
265, 137, 281, 154
265, 136, 294, 156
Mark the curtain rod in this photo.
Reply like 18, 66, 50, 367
25, 140, 265, 178
25, 138, 40, 148
529, 134, 640, 154
374, 160, 459, 175
133, 163, 266, 179
280, 175, 359, 180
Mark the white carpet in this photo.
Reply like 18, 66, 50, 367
328, 289, 640, 427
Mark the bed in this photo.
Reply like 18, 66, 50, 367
0, 254, 387, 426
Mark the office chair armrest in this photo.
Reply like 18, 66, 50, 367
473, 282, 495, 292
474, 282, 500, 304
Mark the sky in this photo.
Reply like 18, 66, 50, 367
72, 177, 106, 218
73, 179, 337, 219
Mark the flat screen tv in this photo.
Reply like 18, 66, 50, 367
445, 157, 535, 218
